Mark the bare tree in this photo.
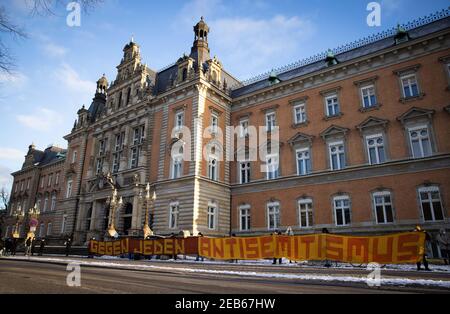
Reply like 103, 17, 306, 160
0, 0, 102, 74
0, 187, 9, 213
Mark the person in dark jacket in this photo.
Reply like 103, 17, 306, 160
64, 236, 72, 257
31, 237, 37, 256
414, 226, 431, 271
4, 238, 12, 256
25, 237, 32, 256
272, 230, 282, 265
11, 238, 17, 256
39, 238, 46, 256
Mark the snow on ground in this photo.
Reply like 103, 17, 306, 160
3, 256, 450, 289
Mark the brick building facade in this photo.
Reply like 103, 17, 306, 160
2, 13, 450, 256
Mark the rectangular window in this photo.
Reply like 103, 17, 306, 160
40, 177, 45, 189
66, 180, 73, 198
172, 156, 183, 179
169, 203, 179, 229
298, 199, 313, 228
239, 162, 251, 184
61, 215, 67, 234
55, 173, 60, 185
267, 202, 280, 230
39, 223, 45, 238
72, 151, 77, 164
207, 203, 217, 230
239, 119, 249, 138
43, 196, 49, 212
265, 112, 276, 132
208, 157, 218, 181
175, 111, 184, 131
130, 126, 144, 169
373, 192, 394, 224
21, 181, 24, 191
51, 194, 56, 211
266, 154, 279, 180
419, 187, 444, 222
239, 205, 251, 231
96, 158, 103, 175
334, 196, 351, 226
401, 74, 419, 98
366, 134, 386, 165
325, 95, 340, 117
48, 174, 53, 187
361, 85, 377, 108
47, 223, 52, 236
26, 179, 30, 190
293, 103, 307, 124
296, 148, 311, 175
99, 139, 106, 156
409, 126, 432, 158
329, 142, 345, 170
211, 113, 219, 134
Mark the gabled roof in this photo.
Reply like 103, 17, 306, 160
320, 125, 349, 140
356, 116, 389, 131
397, 107, 435, 123
287, 132, 314, 146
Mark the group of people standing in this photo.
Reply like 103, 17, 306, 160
0, 235, 73, 257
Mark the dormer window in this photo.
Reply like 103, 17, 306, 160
182, 68, 188, 81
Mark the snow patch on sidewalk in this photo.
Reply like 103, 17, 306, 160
5, 256, 450, 289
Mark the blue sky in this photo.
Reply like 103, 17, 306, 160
0, 0, 448, 189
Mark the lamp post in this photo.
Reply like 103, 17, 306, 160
107, 188, 122, 239
12, 206, 25, 239
27, 205, 41, 238
142, 183, 156, 238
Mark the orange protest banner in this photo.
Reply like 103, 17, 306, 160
89, 232, 425, 264
198, 232, 425, 264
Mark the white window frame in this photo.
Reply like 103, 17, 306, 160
208, 155, 218, 181
47, 223, 52, 236
298, 199, 313, 228
175, 111, 184, 131
239, 119, 249, 138
171, 155, 183, 179
329, 141, 345, 170
360, 85, 377, 108
418, 186, 445, 222
61, 215, 67, 234
239, 161, 251, 184
401, 73, 420, 98
239, 205, 251, 231
169, 202, 180, 229
267, 202, 280, 230
325, 94, 340, 117
296, 148, 311, 176
293, 102, 307, 124
207, 202, 217, 230
47, 174, 53, 187
50, 193, 56, 211
55, 173, 60, 185
265, 112, 276, 132
66, 179, 73, 199
72, 151, 77, 164
43, 194, 49, 212
266, 154, 279, 180
211, 112, 219, 134
408, 125, 432, 159
334, 195, 351, 226
373, 191, 394, 224
366, 134, 386, 165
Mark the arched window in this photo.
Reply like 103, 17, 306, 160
50, 193, 57, 211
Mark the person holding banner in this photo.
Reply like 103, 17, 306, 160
272, 231, 282, 265
414, 226, 431, 271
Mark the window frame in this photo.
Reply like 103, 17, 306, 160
328, 141, 346, 170
418, 186, 445, 222
333, 195, 351, 226
408, 125, 433, 159
169, 202, 180, 229
372, 191, 395, 224
400, 73, 420, 99
325, 94, 340, 117
267, 201, 281, 231
365, 133, 386, 165
293, 102, 307, 124
207, 202, 218, 230
239, 205, 251, 231
298, 198, 313, 228
295, 147, 311, 176
360, 84, 377, 109
265, 111, 276, 132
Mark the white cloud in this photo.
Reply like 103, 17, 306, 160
43, 42, 68, 57
0, 165, 13, 190
16, 108, 64, 132
54, 63, 96, 94
211, 15, 315, 79
0, 148, 24, 161
0, 72, 28, 87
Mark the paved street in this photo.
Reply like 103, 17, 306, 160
0, 257, 449, 294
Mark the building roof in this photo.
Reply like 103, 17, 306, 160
231, 11, 449, 99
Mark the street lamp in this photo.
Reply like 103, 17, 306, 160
27, 204, 41, 238
107, 188, 122, 238
12, 206, 25, 238
142, 183, 156, 238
